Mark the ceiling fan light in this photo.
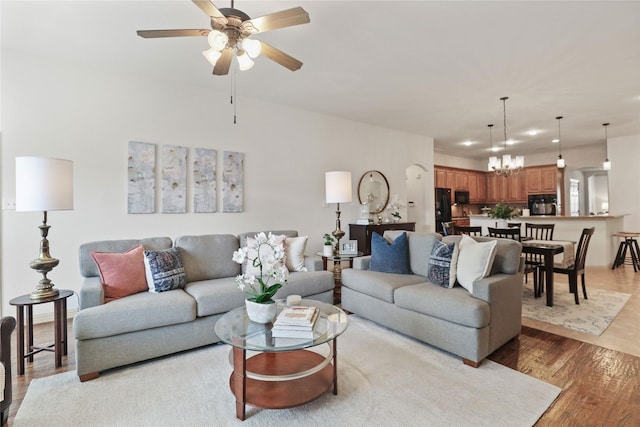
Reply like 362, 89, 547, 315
241, 38, 262, 59
236, 51, 254, 71
207, 30, 228, 51
202, 48, 222, 66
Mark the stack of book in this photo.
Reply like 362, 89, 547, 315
271, 306, 319, 339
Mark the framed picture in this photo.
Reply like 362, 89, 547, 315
340, 240, 358, 255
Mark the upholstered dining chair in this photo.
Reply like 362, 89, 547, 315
487, 226, 521, 241
523, 223, 555, 291
455, 226, 482, 236
441, 221, 456, 236
0, 316, 16, 426
539, 227, 595, 305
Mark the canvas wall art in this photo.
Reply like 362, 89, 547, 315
193, 148, 217, 213
161, 145, 187, 213
127, 141, 156, 214
222, 151, 244, 213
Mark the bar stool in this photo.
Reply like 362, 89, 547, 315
611, 232, 640, 272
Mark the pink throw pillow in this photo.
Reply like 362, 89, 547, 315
91, 244, 148, 302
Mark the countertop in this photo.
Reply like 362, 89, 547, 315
468, 214, 626, 220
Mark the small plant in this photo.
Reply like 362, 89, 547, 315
488, 202, 518, 220
323, 233, 335, 246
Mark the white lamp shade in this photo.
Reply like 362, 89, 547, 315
202, 48, 222, 66
207, 30, 228, 51
16, 157, 74, 211
236, 51, 254, 71
557, 157, 565, 168
325, 171, 352, 203
241, 38, 262, 59
603, 160, 611, 170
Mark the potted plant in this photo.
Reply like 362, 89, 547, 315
323, 233, 335, 256
386, 199, 406, 223
488, 202, 518, 228
232, 232, 288, 323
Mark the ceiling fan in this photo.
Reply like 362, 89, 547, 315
136, 0, 310, 75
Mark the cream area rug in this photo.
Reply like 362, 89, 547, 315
522, 284, 630, 335
15, 316, 560, 427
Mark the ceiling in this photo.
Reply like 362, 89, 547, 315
2, 1, 639, 161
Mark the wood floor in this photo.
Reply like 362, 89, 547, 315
5, 266, 640, 426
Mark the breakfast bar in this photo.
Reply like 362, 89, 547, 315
469, 214, 625, 267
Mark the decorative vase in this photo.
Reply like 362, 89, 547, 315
393, 217, 401, 223
323, 245, 333, 257
245, 299, 277, 324
496, 219, 508, 228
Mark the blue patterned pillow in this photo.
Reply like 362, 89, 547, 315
144, 247, 186, 293
427, 241, 456, 288
369, 232, 411, 274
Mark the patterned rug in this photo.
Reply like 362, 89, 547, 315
522, 284, 630, 335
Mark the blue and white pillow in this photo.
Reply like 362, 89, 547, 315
427, 241, 456, 288
144, 247, 186, 293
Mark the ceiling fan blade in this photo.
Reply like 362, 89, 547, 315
137, 29, 209, 38
243, 7, 310, 34
192, 0, 227, 22
259, 41, 303, 72
213, 48, 234, 75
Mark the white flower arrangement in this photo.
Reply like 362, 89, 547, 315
232, 232, 288, 303
387, 199, 406, 219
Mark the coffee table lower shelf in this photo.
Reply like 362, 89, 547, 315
229, 347, 337, 420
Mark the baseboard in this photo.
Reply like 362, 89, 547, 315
32, 308, 78, 325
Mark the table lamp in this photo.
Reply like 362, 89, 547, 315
325, 171, 352, 255
16, 157, 74, 299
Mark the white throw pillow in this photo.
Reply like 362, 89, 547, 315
456, 235, 497, 293
285, 236, 309, 272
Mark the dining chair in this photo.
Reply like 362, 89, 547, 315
507, 222, 521, 232
487, 226, 521, 241
523, 223, 555, 292
539, 227, 595, 305
441, 221, 456, 236
455, 226, 482, 236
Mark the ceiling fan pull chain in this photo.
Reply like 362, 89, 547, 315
232, 66, 237, 124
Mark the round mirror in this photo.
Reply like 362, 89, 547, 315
358, 170, 390, 214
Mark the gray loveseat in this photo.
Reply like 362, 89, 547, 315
341, 231, 523, 367
73, 230, 334, 381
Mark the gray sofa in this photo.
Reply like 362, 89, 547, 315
341, 231, 523, 367
73, 230, 334, 381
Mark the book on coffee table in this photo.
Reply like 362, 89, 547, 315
274, 306, 318, 327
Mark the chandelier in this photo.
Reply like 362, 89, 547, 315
488, 97, 524, 177
602, 123, 611, 170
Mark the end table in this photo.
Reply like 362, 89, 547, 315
9, 289, 74, 375
316, 252, 363, 303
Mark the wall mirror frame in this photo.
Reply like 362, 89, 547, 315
358, 170, 390, 214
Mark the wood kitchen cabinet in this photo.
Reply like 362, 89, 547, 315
435, 168, 447, 188
527, 165, 559, 194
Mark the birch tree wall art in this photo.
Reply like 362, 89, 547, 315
127, 141, 156, 214
161, 145, 187, 213
222, 151, 244, 213
193, 148, 217, 213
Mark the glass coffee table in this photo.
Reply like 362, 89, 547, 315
215, 299, 349, 421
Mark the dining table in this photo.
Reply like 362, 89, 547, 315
520, 240, 574, 307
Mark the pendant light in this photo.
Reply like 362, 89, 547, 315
602, 123, 611, 170
489, 97, 524, 176
556, 116, 565, 168
487, 124, 496, 172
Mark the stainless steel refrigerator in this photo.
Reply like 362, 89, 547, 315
435, 188, 452, 233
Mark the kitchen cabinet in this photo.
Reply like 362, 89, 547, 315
527, 165, 559, 194
468, 172, 487, 203
455, 172, 468, 190
435, 168, 447, 188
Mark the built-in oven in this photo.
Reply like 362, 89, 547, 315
528, 194, 557, 216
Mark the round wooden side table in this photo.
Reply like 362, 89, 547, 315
9, 289, 74, 375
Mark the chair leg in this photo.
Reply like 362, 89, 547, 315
581, 273, 588, 300
570, 274, 579, 304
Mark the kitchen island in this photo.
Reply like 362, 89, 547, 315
469, 214, 625, 266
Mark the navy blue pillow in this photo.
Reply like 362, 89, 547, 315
369, 232, 411, 274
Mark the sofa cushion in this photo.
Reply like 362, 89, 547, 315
144, 247, 186, 292
174, 234, 241, 282
394, 282, 490, 329
79, 237, 173, 278
456, 235, 497, 293
384, 230, 442, 277
73, 289, 196, 340
184, 277, 246, 317
341, 268, 426, 303
427, 241, 456, 288
369, 232, 410, 274
90, 244, 148, 302
274, 270, 335, 299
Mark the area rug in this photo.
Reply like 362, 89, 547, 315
14, 316, 560, 427
522, 284, 630, 335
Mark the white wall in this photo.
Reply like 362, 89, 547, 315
0, 49, 434, 318
608, 134, 640, 231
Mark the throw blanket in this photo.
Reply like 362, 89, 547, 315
527, 240, 575, 268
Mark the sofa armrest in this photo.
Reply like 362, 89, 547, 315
303, 255, 323, 272
352, 256, 371, 270
471, 272, 523, 304
79, 277, 105, 310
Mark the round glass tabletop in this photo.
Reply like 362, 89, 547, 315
214, 299, 349, 352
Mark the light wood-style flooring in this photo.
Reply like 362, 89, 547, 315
5, 266, 639, 426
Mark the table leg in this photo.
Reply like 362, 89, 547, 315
544, 252, 554, 307
27, 305, 34, 363
333, 339, 338, 395
321, 256, 328, 271
62, 298, 68, 355
54, 300, 62, 368
16, 306, 24, 376
232, 346, 247, 421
